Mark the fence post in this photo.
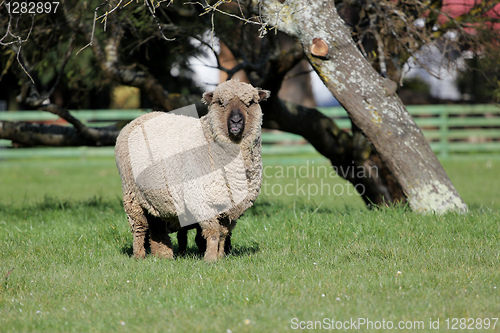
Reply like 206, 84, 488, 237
439, 106, 449, 158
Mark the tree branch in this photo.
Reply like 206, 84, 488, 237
0, 91, 207, 147
0, 121, 119, 147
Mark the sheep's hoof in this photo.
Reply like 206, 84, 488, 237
204, 235, 219, 262
151, 246, 174, 259
217, 249, 225, 259
204, 250, 218, 262
133, 251, 146, 259
204, 257, 217, 263
153, 252, 174, 259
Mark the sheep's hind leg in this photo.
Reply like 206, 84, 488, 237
224, 232, 232, 254
177, 228, 188, 256
195, 225, 206, 255
177, 225, 206, 257
148, 215, 174, 259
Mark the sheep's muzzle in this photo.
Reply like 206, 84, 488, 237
228, 109, 245, 141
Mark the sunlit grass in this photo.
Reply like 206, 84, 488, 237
0, 156, 499, 332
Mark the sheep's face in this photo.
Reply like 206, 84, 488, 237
202, 80, 270, 143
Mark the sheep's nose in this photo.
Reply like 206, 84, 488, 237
228, 109, 245, 140
230, 109, 243, 123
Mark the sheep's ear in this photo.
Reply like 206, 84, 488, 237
258, 89, 271, 102
202, 91, 214, 105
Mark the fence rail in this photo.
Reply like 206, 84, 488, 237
1, 104, 499, 159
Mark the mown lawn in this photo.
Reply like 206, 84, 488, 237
0, 155, 499, 332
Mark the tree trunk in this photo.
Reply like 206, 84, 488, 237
257, 0, 467, 213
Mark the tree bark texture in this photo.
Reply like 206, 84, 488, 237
257, 0, 467, 213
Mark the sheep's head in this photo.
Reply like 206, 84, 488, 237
202, 80, 270, 143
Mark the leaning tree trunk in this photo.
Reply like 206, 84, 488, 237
257, 0, 467, 213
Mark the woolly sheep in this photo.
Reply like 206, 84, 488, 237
115, 80, 270, 261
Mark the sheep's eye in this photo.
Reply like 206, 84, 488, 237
217, 100, 225, 107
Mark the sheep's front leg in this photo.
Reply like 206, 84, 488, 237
205, 234, 219, 261
123, 192, 148, 259
217, 236, 227, 259
202, 222, 220, 261
130, 218, 148, 259
217, 219, 234, 258
148, 215, 174, 259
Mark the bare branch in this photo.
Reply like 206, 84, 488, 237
76, 2, 104, 55
0, 12, 36, 84
77, 0, 175, 56
44, 35, 75, 99
40, 104, 87, 133
144, 0, 175, 41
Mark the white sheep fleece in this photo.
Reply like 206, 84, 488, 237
126, 111, 248, 226
114, 79, 268, 260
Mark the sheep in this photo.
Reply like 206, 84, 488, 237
115, 80, 270, 261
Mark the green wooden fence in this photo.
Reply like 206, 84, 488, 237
262, 104, 500, 157
1, 104, 499, 159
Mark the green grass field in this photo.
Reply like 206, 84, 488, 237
0, 155, 499, 332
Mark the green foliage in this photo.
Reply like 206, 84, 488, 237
401, 77, 431, 95
0, 1, 209, 109
456, 28, 500, 103
0, 156, 499, 332
494, 81, 500, 102
457, 56, 500, 103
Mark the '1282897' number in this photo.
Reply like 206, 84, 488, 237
446, 318, 498, 330
5, 2, 60, 14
